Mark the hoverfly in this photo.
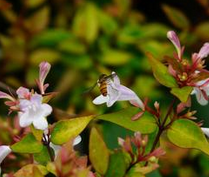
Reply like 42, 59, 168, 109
84, 73, 117, 96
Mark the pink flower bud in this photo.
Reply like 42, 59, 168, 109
38, 61, 51, 94
167, 31, 182, 59
39, 61, 51, 84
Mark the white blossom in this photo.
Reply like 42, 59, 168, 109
18, 93, 52, 130
93, 72, 144, 110
0, 146, 11, 175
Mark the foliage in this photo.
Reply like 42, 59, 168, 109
1, 0, 209, 177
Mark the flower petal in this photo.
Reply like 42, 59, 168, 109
41, 104, 52, 117
73, 135, 82, 146
112, 72, 120, 86
19, 112, 33, 128
31, 94, 43, 105
0, 146, 11, 164
107, 83, 120, 107
201, 127, 209, 138
93, 95, 109, 105
49, 142, 61, 158
194, 88, 208, 105
33, 117, 48, 130
197, 43, 209, 59
16, 87, 30, 99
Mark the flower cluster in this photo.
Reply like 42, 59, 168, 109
0, 62, 52, 130
167, 31, 209, 105
118, 132, 165, 175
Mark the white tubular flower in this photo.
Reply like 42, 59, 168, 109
197, 43, 209, 59
191, 79, 209, 105
18, 93, 52, 130
49, 135, 82, 158
201, 127, 209, 138
93, 72, 144, 110
0, 145, 11, 175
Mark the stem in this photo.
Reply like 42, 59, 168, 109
46, 144, 54, 162
43, 134, 54, 162
150, 98, 176, 153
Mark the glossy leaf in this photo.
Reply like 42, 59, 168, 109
58, 38, 86, 54
105, 151, 129, 177
89, 128, 109, 175
11, 133, 43, 153
34, 146, 51, 165
51, 115, 94, 145
162, 4, 190, 29
195, 22, 209, 40
30, 49, 60, 65
101, 49, 132, 66
24, 6, 49, 33
98, 10, 118, 35
14, 164, 48, 177
30, 125, 43, 142
170, 86, 193, 103
97, 107, 157, 134
24, 0, 46, 8
31, 29, 72, 47
147, 52, 178, 88
73, 3, 99, 43
167, 119, 209, 155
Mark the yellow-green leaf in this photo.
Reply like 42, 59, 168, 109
162, 4, 190, 29
170, 86, 193, 102
89, 128, 109, 175
51, 115, 94, 145
30, 125, 43, 142
11, 133, 43, 153
24, 6, 49, 33
167, 119, 209, 155
147, 52, 178, 88
14, 164, 48, 177
195, 22, 209, 41
97, 107, 157, 134
105, 151, 128, 177
101, 49, 132, 66
73, 3, 99, 43
30, 49, 60, 65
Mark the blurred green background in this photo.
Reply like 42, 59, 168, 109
1, 0, 209, 176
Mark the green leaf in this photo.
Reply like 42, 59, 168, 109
24, 6, 49, 33
14, 164, 48, 177
97, 107, 157, 134
98, 10, 118, 35
89, 128, 109, 175
24, 0, 46, 8
170, 86, 193, 102
51, 115, 94, 145
162, 4, 190, 29
195, 22, 209, 41
101, 49, 132, 66
58, 38, 86, 54
31, 29, 72, 47
73, 3, 99, 43
30, 48, 60, 65
11, 133, 43, 153
147, 52, 178, 88
34, 146, 51, 165
105, 151, 129, 177
30, 125, 43, 142
167, 119, 209, 155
